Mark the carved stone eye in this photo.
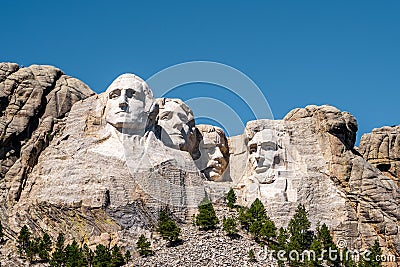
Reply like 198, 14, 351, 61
125, 89, 135, 98
249, 144, 257, 154
159, 112, 171, 121
109, 89, 121, 99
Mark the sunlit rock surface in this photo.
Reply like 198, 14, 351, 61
0, 63, 399, 265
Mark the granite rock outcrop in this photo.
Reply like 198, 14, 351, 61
0, 62, 94, 219
229, 105, 400, 257
359, 125, 400, 187
0, 62, 399, 265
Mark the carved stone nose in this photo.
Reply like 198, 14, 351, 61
172, 118, 183, 130
212, 147, 223, 159
119, 101, 128, 109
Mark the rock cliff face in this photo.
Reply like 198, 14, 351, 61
284, 106, 400, 256
0, 63, 94, 237
227, 105, 400, 256
1, 67, 206, 258
0, 63, 94, 180
0, 63, 399, 264
359, 126, 400, 187
9, 94, 205, 240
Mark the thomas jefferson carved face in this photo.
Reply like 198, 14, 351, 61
156, 98, 195, 149
104, 74, 154, 134
196, 125, 229, 181
248, 129, 278, 175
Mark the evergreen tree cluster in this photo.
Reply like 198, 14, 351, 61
157, 209, 181, 246
17, 225, 52, 263
270, 204, 382, 267
195, 197, 219, 230
17, 226, 131, 266
226, 188, 237, 209
136, 235, 153, 256
10, 198, 386, 267
238, 198, 277, 244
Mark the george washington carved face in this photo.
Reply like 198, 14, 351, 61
104, 74, 155, 134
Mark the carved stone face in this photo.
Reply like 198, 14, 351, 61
196, 125, 229, 181
156, 99, 194, 149
248, 129, 278, 175
104, 74, 153, 133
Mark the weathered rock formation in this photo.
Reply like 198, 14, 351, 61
229, 105, 400, 257
0, 63, 94, 181
359, 125, 400, 187
0, 63, 94, 230
0, 62, 399, 265
2, 71, 205, 258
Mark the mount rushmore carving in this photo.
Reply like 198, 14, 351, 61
0, 64, 399, 260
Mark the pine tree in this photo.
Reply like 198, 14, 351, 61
226, 188, 237, 209
248, 249, 256, 262
64, 240, 87, 267
287, 204, 314, 265
272, 227, 289, 267
287, 204, 313, 249
110, 245, 125, 266
83, 243, 94, 266
17, 225, 31, 256
136, 234, 153, 256
315, 223, 340, 267
195, 197, 219, 230
240, 198, 277, 244
308, 237, 323, 267
38, 232, 52, 262
0, 221, 4, 242
222, 217, 238, 237
359, 240, 382, 267
248, 198, 266, 221
50, 233, 66, 267
258, 218, 277, 243
157, 209, 181, 245
93, 244, 111, 267
124, 250, 131, 263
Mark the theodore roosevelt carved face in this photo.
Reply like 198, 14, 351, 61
196, 125, 229, 181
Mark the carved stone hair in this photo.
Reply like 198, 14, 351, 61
156, 98, 194, 123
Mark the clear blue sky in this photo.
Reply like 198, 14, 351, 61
2, 1, 399, 143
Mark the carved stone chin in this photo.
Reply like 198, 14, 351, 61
255, 168, 276, 184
